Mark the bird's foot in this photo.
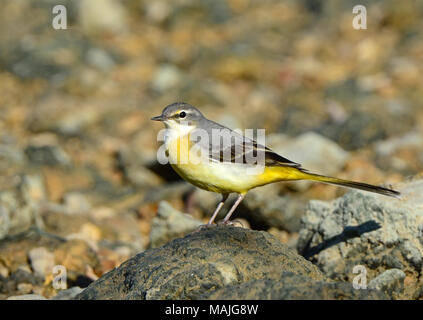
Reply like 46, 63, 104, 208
191, 223, 217, 233
217, 219, 244, 228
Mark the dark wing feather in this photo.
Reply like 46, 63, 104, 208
263, 147, 302, 168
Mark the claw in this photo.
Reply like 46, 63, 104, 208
217, 219, 244, 228
191, 223, 217, 233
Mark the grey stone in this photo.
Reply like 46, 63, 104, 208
3, 43, 69, 81
165, 0, 232, 25
315, 111, 388, 151
277, 106, 323, 137
19, 174, 47, 204
78, 0, 128, 34
114, 149, 163, 188
62, 192, 91, 215
191, 189, 222, 216
145, 1, 171, 24
297, 179, 423, 299
239, 184, 308, 232
85, 48, 116, 71
28, 247, 55, 278
142, 182, 193, 204
0, 206, 10, 239
54, 106, 102, 137
0, 144, 25, 170
76, 227, 324, 300
52, 286, 83, 300
368, 269, 406, 298
124, 166, 163, 188
25, 144, 71, 166
16, 283, 33, 294
1, 267, 44, 296
273, 132, 349, 177
268, 132, 349, 191
375, 131, 423, 171
7, 294, 47, 300
149, 201, 203, 248
375, 131, 422, 157
0, 174, 46, 239
151, 64, 183, 92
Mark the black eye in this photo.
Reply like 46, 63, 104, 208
179, 111, 186, 118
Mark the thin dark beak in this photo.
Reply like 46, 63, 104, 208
151, 115, 166, 121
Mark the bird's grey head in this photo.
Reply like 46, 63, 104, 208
151, 102, 204, 128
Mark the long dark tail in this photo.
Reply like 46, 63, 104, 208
301, 172, 401, 198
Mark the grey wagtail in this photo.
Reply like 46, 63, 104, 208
152, 102, 400, 226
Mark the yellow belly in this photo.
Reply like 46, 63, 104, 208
171, 162, 256, 193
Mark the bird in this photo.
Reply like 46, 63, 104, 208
151, 102, 401, 227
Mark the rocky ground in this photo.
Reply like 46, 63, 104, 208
75, 227, 387, 300
1, 0, 423, 300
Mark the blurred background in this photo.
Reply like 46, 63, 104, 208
0, 0, 422, 298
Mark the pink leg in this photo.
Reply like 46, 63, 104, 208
207, 193, 229, 225
222, 193, 245, 223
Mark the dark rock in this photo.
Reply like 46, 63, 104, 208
324, 78, 363, 105
25, 144, 71, 166
201, 272, 388, 300
0, 268, 43, 295
3, 44, 70, 81
277, 106, 322, 136
76, 227, 324, 300
146, 161, 183, 183
168, 0, 232, 26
